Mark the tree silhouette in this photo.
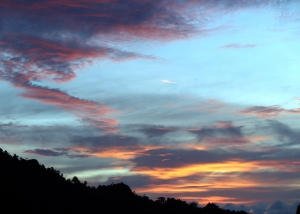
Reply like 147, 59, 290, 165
157, 197, 166, 204
296, 203, 300, 214
0, 148, 250, 214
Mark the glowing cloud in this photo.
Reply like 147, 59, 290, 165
161, 80, 177, 84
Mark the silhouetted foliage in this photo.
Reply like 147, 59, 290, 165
0, 148, 249, 213
296, 203, 300, 214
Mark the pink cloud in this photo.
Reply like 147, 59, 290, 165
0, 0, 294, 132
238, 106, 300, 118
20, 85, 119, 133
219, 44, 258, 49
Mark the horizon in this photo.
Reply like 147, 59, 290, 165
1, 147, 300, 214
1, 1, 300, 213
1, 147, 299, 214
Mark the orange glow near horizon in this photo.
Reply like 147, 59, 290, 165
66, 144, 300, 205
133, 160, 260, 180
180, 196, 259, 206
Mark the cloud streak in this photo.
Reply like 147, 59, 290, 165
0, 0, 294, 131
219, 44, 258, 49
161, 80, 177, 84
1, 0, 299, 210
238, 106, 300, 118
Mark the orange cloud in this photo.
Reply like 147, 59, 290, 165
132, 158, 300, 204
69, 145, 164, 160
133, 160, 259, 180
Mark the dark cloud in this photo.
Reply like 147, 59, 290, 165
0, 0, 294, 132
0, 1, 298, 208
131, 145, 300, 169
261, 120, 300, 146
24, 147, 93, 158
240, 170, 300, 185
188, 122, 244, 140
0, 122, 31, 145
71, 134, 139, 148
1, 0, 167, 133
66, 154, 92, 159
139, 125, 178, 138
0, 0, 194, 41
132, 148, 262, 168
0, 122, 14, 127
24, 148, 68, 157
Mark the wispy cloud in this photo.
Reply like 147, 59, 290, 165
219, 44, 258, 49
24, 148, 68, 157
24, 147, 93, 158
0, 0, 294, 131
161, 80, 177, 84
238, 106, 300, 118
1, 0, 299, 209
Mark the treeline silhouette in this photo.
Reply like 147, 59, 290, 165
0, 148, 249, 214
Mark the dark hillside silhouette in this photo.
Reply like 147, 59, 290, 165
0, 148, 249, 214
297, 203, 300, 214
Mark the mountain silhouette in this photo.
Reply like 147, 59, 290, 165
0, 148, 250, 213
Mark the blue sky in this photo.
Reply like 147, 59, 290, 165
1, 1, 300, 213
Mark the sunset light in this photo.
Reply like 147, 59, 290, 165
1, 1, 300, 213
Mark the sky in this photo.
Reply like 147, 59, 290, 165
1, 0, 300, 213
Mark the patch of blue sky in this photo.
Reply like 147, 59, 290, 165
25, 5, 300, 114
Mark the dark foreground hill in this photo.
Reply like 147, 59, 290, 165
0, 148, 249, 214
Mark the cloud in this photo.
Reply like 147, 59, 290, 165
161, 80, 177, 84
238, 106, 300, 118
0, 0, 299, 208
222, 201, 299, 214
183, 99, 227, 113
1, 0, 172, 133
69, 134, 163, 159
0, 0, 294, 132
261, 120, 300, 146
188, 122, 244, 141
24, 147, 92, 158
267, 200, 295, 214
24, 148, 68, 157
139, 125, 177, 138
0, 122, 31, 145
21, 85, 119, 133
67, 154, 92, 159
0, 122, 14, 127
131, 147, 276, 169
219, 44, 258, 49
71, 134, 139, 148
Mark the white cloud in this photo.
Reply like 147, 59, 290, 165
161, 80, 177, 84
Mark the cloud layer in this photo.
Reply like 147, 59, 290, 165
1, 1, 299, 213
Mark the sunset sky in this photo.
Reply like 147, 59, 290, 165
1, 1, 300, 213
